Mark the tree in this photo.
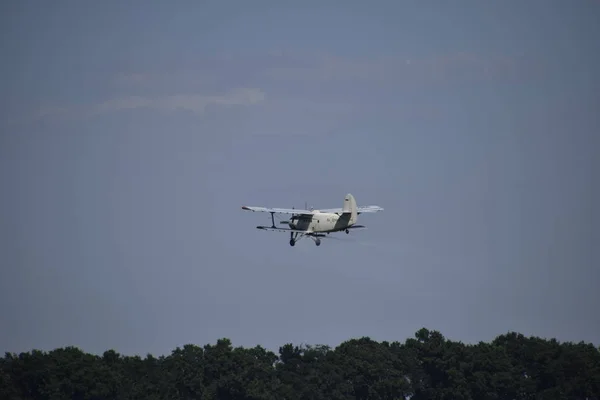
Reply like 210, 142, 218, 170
2, 329, 599, 399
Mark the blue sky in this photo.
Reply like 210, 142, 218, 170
1, 0, 598, 356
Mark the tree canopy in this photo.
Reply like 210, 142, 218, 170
2, 328, 599, 399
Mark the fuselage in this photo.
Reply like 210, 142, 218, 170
288, 211, 355, 233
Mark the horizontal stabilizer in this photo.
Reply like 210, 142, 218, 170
348, 225, 366, 229
357, 205, 384, 213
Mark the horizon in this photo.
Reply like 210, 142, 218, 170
5, 326, 598, 358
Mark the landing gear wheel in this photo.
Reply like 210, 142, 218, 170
345, 229, 349, 234
289, 239, 295, 246
315, 238, 321, 246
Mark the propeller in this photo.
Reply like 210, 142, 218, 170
280, 205, 295, 225
278, 202, 311, 225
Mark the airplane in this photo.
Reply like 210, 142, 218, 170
241, 193, 383, 246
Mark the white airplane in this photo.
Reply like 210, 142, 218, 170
241, 193, 383, 246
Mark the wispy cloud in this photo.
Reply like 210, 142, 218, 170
21, 50, 533, 126
30, 88, 266, 122
90, 88, 265, 115
133, 51, 523, 87
114, 50, 527, 106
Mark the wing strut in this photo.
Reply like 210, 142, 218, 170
270, 212, 275, 228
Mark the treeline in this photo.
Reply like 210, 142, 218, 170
1, 328, 599, 399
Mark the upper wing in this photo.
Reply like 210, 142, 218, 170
319, 205, 384, 214
241, 206, 314, 215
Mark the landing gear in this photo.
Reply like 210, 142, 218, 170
308, 235, 322, 246
289, 231, 321, 247
290, 231, 297, 246
345, 229, 349, 234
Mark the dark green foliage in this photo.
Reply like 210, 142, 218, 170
1, 329, 599, 399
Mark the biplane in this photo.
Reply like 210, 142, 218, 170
241, 193, 383, 246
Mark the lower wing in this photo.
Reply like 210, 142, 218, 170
256, 225, 367, 233
256, 226, 309, 233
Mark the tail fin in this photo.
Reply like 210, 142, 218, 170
342, 193, 358, 223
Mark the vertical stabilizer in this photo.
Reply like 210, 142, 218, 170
342, 193, 358, 223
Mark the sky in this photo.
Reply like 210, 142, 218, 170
1, 0, 598, 357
